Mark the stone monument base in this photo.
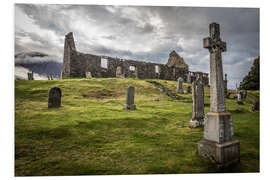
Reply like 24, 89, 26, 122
124, 104, 136, 110
189, 119, 203, 128
198, 139, 240, 167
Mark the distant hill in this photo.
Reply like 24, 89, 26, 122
240, 57, 260, 90
15, 51, 49, 58
15, 51, 62, 80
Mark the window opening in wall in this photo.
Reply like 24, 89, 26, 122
101, 58, 108, 69
129, 66, 135, 71
155, 65, 159, 73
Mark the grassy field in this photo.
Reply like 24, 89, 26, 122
15, 78, 260, 176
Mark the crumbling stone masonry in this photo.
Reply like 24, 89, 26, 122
61, 32, 209, 84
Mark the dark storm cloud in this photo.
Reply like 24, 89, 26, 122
15, 4, 259, 88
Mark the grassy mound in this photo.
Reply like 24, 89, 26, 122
15, 78, 259, 176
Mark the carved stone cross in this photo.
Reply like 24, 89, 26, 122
203, 23, 226, 112
198, 23, 240, 167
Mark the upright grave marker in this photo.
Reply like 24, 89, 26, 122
187, 72, 191, 84
198, 23, 240, 167
124, 86, 136, 110
187, 86, 191, 93
48, 87, 62, 108
177, 77, 184, 93
189, 76, 204, 127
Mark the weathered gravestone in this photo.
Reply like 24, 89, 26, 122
48, 87, 62, 108
177, 77, 184, 93
187, 86, 191, 93
237, 92, 244, 105
198, 23, 240, 167
85, 72, 92, 78
189, 76, 205, 127
27, 72, 34, 80
124, 86, 136, 110
224, 73, 228, 97
187, 72, 191, 84
116, 66, 125, 78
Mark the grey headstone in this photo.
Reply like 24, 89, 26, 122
124, 86, 136, 110
187, 86, 191, 93
187, 72, 191, 84
48, 87, 62, 108
177, 77, 184, 93
189, 78, 205, 127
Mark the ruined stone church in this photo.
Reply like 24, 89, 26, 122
61, 32, 209, 85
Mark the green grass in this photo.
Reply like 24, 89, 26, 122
15, 78, 259, 176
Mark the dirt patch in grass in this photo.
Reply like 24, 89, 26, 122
80, 88, 122, 99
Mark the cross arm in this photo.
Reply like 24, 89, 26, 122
203, 37, 212, 49
220, 41, 227, 52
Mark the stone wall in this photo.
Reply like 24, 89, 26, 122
62, 32, 209, 84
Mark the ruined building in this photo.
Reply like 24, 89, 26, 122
62, 32, 209, 85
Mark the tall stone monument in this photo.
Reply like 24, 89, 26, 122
124, 86, 136, 110
177, 77, 184, 93
198, 23, 240, 167
189, 76, 204, 128
187, 86, 191, 93
224, 73, 228, 97
187, 72, 191, 84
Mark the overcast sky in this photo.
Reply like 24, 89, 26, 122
15, 4, 259, 89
